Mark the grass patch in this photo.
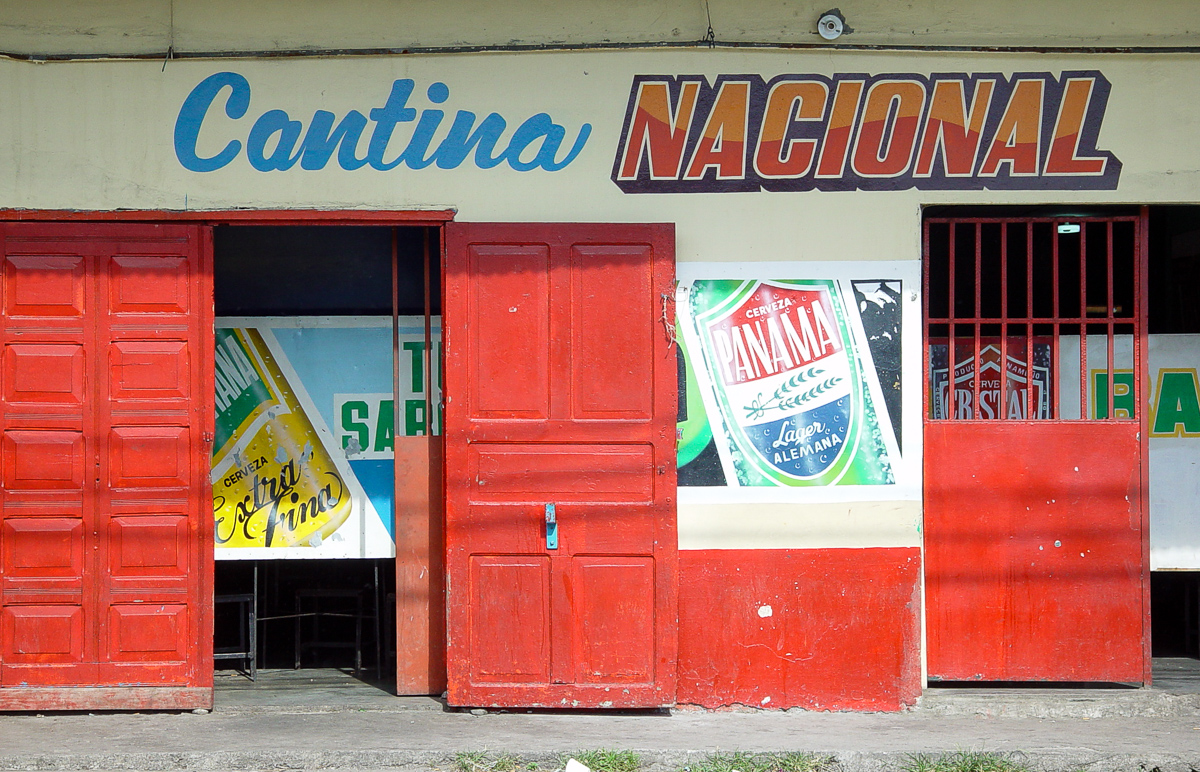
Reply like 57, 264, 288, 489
455, 752, 530, 772
565, 749, 643, 772
455, 751, 488, 772
901, 752, 1031, 772
685, 751, 833, 772
492, 754, 524, 772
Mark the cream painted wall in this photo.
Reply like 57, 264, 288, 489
1, 47, 1196, 550
1, 49, 1198, 265
679, 502, 922, 550
1, 0, 1198, 55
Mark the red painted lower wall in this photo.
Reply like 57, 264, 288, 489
677, 548, 922, 711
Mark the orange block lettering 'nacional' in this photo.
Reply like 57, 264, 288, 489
612, 71, 1120, 193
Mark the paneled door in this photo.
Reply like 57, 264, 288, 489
0, 222, 213, 710
443, 223, 677, 708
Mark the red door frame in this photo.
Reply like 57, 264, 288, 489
921, 209, 1151, 683
0, 209, 455, 709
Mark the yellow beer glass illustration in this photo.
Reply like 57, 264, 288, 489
211, 328, 352, 548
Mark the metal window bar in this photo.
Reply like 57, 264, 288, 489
1000, 223, 1009, 419
1079, 222, 1088, 420
923, 214, 1143, 423
1136, 212, 1147, 432
973, 223, 982, 420
1026, 222, 1035, 421
923, 219, 932, 417
1051, 221, 1060, 418
948, 221, 956, 414
1107, 221, 1116, 419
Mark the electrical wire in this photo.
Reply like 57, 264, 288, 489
5, 39, 1200, 63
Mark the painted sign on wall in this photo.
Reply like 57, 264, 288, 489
175, 72, 591, 173
677, 268, 912, 493
212, 327, 356, 552
613, 72, 1120, 193
213, 317, 441, 560
173, 68, 1119, 195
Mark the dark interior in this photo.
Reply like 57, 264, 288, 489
214, 225, 440, 317
1147, 207, 1200, 657
212, 225, 439, 679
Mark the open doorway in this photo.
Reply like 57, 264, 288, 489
1146, 207, 1200, 690
921, 204, 1200, 691
210, 224, 442, 694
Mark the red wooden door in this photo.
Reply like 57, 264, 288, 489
443, 222, 677, 708
923, 215, 1148, 683
0, 223, 213, 710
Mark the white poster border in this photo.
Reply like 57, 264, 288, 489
677, 260, 921, 504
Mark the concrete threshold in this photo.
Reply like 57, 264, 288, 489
211, 666, 1200, 719
917, 686, 1200, 718
916, 657, 1200, 718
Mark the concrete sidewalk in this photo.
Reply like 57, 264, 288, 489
0, 669, 1198, 772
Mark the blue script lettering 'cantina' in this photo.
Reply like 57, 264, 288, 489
690, 279, 894, 486
174, 72, 591, 173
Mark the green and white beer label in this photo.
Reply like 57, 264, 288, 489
680, 277, 901, 488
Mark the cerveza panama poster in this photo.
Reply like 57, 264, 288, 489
676, 263, 916, 498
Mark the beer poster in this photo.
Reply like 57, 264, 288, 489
677, 262, 917, 498
212, 317, 441, 560
928, 341, 1053, 420
1057, 334, 1200, 570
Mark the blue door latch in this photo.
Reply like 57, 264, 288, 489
545, 503, 558, 550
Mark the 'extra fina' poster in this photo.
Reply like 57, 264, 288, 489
212, 316, 441, 560
677, 262, 920, 503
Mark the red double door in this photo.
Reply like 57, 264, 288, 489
443, 223, 678, 708
0, 219, 674, 711
0, 223, 213, 709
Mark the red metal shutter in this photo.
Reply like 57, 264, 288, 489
0, 222, 213, 710
443, 222, 677, 708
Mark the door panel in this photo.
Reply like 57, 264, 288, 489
468, 556, 551, 684
570, 245, 656, 419
2, 256, 86, 317
570, 557, 656, 684
1, 518, 84, 580
109, 341, 191, 400
470, 444, 656, 502
2, 431, 85, 489
4, 344, 86, 405
107, 514, 190, 578
2, 606, 86, 663
468, 244, 552, 419
925, 422, 1143, 681
106, 604, 189, 662
445, 222, 676, 708
108, 255, 191, 313
0, 223, 212, 703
